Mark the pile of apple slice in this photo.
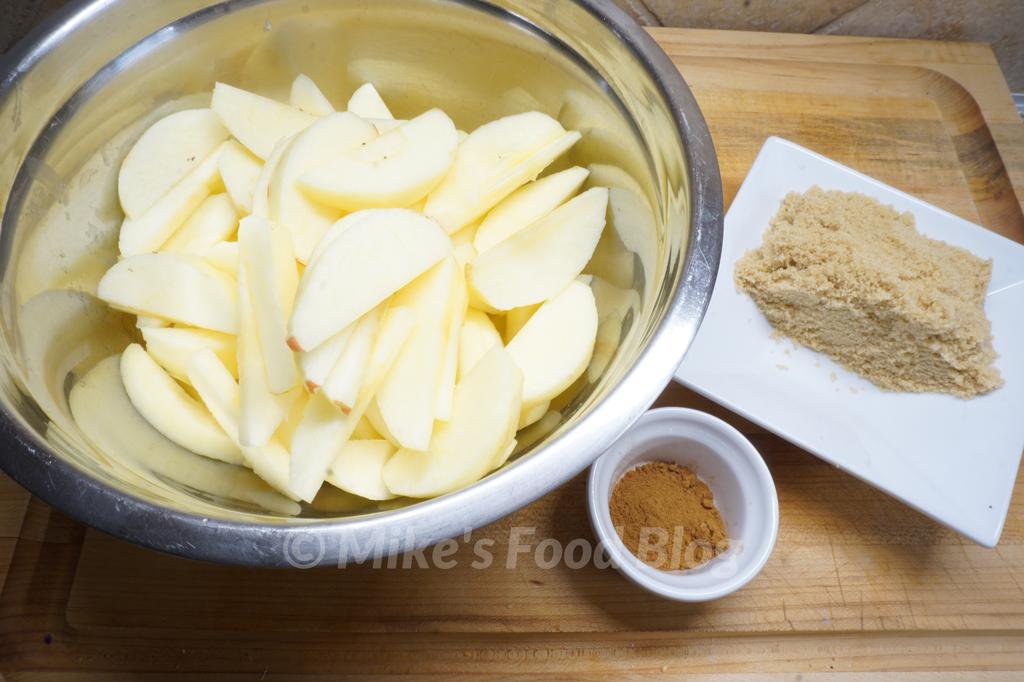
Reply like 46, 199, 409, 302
93, 75, 607, 506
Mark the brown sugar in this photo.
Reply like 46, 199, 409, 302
609, 461, 728, 571
734, 187, 1002, 398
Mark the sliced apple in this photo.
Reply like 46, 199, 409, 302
299, 109, 458, 211
323, 306, 381, 412
506, 279, 597, 408
299, 324, 353, 393
375, 257, 458, 450
290, 74, 334, 115
347, 82, 393, 119
141, 326, 237, 380
503, 303, 540, 344
368, 118, 405, 134
382, 345, 522, 498
250, 135, 292, 218
120, 343, 242, 465
588, 276, 641, 382
211, 82, 317, 160
352, 415, 382, 440
326, 439, 397, 501
218, 140, 263, 214
288, 208, 451, 351
163, 193, 238, 253
518, 400, 550, 429
236, 261, 288, 447
290, 305, 414, 501
474, 166, 589, 252
269, 112, 376, 261
118, 142, 226, 256
238, 215, 299, 393
119, 108, 229, 219
136, 315, 169, 329
364, 399, 399, 447
97, 252, 238, 333
451, 221, 478, 268
458, 308, 502, 380
435, 264, 467, 420
424, 112, 581, 233
467, 187, 607, 311
187, 348, 301, 500
202, 241, 239, 276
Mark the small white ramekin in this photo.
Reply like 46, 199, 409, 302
588, 407, 779, 601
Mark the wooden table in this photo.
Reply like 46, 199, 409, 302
2, 28, 1024, 678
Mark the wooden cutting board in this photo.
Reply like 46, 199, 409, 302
2, 28, 1023, 678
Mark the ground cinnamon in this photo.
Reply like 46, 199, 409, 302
609, 461, 728, 571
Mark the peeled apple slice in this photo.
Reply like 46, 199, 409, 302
347, 82, 393, 119
518, 400, 550, 429
506, 279, 597, 408
203, 241, 239, 276
120, 343, 242, 465
238, 215, 299, 393
141, 326, 238, 380
136, 315, 169, 329
474, 166, 589, 252
290, 74, 334, 115
382, 345, 522, 498
374, 257, 458, 451
163, 193, 238, 253
299, 325, 354, 393
424, 111, 582, 233
187, 349, 301, 501
97, 252, 238, 333
326, 439, 397, 501
435, 264, 467, 420
299, 109, 458, 211
211, 82, 317, 160
467, 187, 607, 311
458, 308, 502, 380
118, 142, 226, 256
288, 209, 451, 351
119, 108, 229, 219
323, 306, 381, 412
503, 303, 539, 344
218, 140, 263, 214
290, 306, 415, 502
269, 112, 376, 262
250, 135, 292, 218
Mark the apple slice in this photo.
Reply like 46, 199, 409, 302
211, 82, 317, 160
238, 215, 299, 393
120, 343, 242, 465
299, 109, 458, 211
375, 257, 458, 450
119, 108, 229, 219
458, 308, 502, 380
474, 166, 589, 252
364, 399, 399, 447
187, 348, 302, 501
503, 303, 540, 343
288, 208, 451, 351
467, 187, 607, 311
588, 276, 641, 381
218, 140, 263, 214
136, 315, 168, 329
492, 438, 519, 470
163, 193, 238, 253
323, 306, 381, 412
299, 325, 354, 393
202, 241, 239, 276
141, 326, 237, 380
382, 345, 522, 498
506, 279, 597, 408
518, 400, 550, 429
269, 112, 376, 262
347, 83, 393, 119
369, 118, 405, 134
118, 142, 226, 256
250, 135, 292, 218
290, 74, 334, 115
290, 305, 414, 501
236, 261, 288, 447
352, 415, 382, 440
326, 439, 397, 501
435, 263, 467, 421
98, 252, 238, 333
424, 111, 581, 233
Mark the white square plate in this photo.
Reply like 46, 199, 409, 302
675, 137, 1024, 546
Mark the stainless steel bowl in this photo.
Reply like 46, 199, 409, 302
0, 0, 722, 565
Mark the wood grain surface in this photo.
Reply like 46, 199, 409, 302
2, 28, 1023, 679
